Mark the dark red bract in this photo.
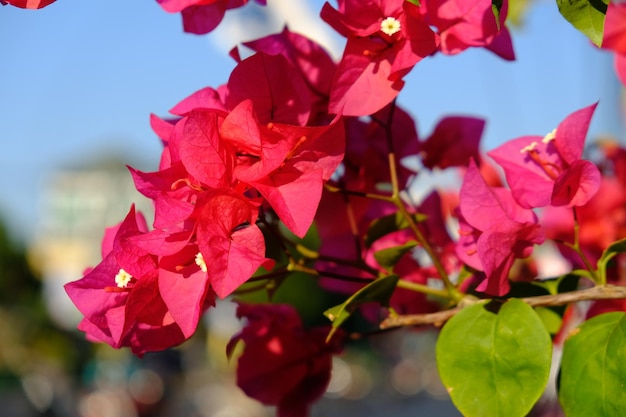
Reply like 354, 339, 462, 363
1, 0, 55, 8
228, 303, 343, 417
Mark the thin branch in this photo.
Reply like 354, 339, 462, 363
379, 284, 626, 329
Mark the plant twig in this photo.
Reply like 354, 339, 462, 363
379, 284, 626, 329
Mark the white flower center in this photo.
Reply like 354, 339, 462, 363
115, 268, 133, 288
542, 128, 557, 143
380, 17, 401, 36
195, 252, 207, 273
520, 141, 538, 154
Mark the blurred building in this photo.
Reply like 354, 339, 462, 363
29, 158, 153, 331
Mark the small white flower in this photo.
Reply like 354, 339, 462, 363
115, 268, 133, 288
195, 252, 207, 273
520, 141, 538, 154
380, 17, 401, 36
542, 128, 557, 143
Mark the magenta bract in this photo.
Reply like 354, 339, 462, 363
488, 103, 601, 208
457, 160, 544, 296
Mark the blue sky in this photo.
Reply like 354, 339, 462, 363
0, 0, 623, 243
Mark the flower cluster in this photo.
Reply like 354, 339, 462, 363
60, 0, 626, 416
65, 30, 346, 356
457, 104, 602, 296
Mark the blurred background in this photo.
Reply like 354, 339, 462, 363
0, 0, 623, 415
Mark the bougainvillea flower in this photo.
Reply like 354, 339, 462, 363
457, 160, 545, 296
243, 27, 336, 97
129, 162, 198, 229
1, 0, 55, 8
170, 109, 235, 189
158, 243, 216, 338
169, 86, 227, 116
65, 206, 213, 356
321, 0, 439, 115
419, 0, 515, 60
419, 115, 485, 170
195, 189, 274, 298
602, 1, 626, 85
488, 103, 601, 208
227, 303, 343, 417
220, 100, 345, 237
128, 186, 272, 301
225, 53, 313, 126
340, 103, 419, 190
242, 27, 338, 123
157, 0, 265, 35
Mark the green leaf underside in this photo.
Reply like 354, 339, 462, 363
559, 312, 626, 417
597, 237, 626, 283
323, 274, 399, 340
436, 299, 552, 417
373, 240, 417, 269
556, 0, 609, 47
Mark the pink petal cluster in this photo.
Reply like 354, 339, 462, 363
418, 0, 515, 60
65, 207, 215, 356
488, 103, 601, 208
320, 0, 515, 116
457, 160, 545, 296
602, 1, 626, 85
419, 115, 485, 170
66, 33, 345, 354
321, 0, 440, 116
156, 0, 265, 34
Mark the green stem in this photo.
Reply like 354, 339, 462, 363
392, 192, 463, 302
376, 101, 463, 302
565, 207, 601, 284
397, 279, 451, 299
288, 263, 377, 282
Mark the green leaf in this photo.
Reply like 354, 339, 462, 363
530, 272, 580, 296
556, 0, 609, 47
405, 0, 420, 6
492, 0, 503, 30
323, 274, 399, 340
559, 312, 626, 416
364, 212, 426, 248
373, 240, 417, 270
597, 237, 626, 284
436, 299, 552, 417
535, 306, 563, 335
